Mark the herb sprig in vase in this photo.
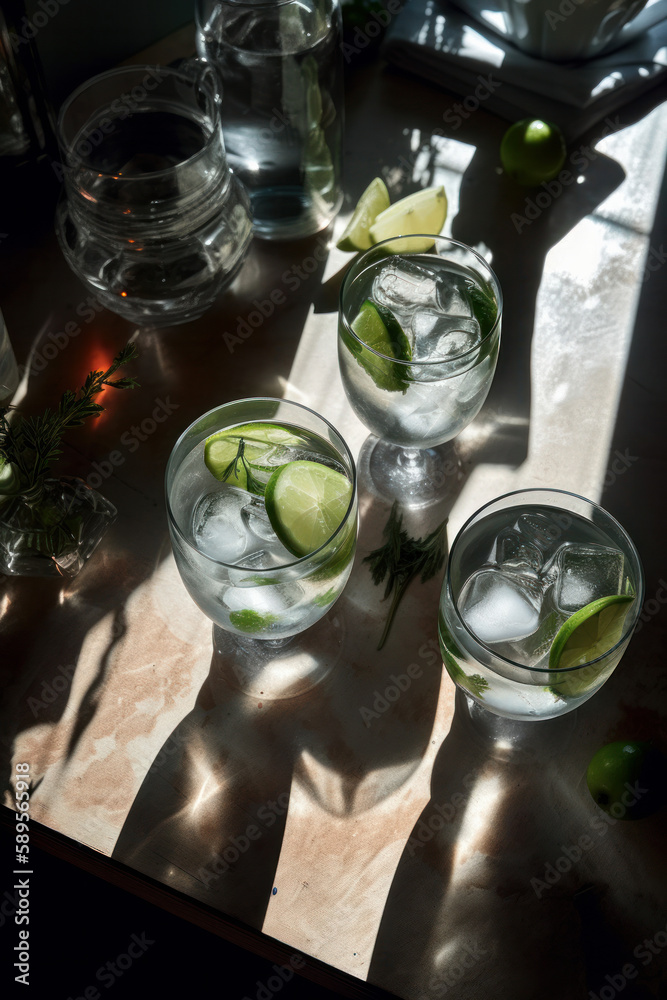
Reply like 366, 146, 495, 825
0, 344, 138, 578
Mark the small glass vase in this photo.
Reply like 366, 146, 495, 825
0, 476, 116, 579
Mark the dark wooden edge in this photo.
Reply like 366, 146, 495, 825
0, 805, 398, 1000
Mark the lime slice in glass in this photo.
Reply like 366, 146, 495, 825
229, 609, 279, 633
547, 593, 635, 698
345, 298, 412, 393
549, 593, 635, 670
336, 177, 391, 252
369, 185, 447, 251
264, 460, 352, 557
204, 422, 302, 489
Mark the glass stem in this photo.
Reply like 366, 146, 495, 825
397, 447, 421, 469
264, 637, 294, 650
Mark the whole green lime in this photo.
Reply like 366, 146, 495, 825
586, 741, 666, 821
500, 119, 567, 186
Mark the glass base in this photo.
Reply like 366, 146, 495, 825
360, 435, 464, 509
212, 609, 346, 700
248, 186, 342, 241
455, 689, 578, 758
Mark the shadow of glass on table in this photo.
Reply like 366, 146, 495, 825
111, 485, 448, 931
366, 688, 611, 999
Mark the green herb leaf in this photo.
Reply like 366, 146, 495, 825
220, 437, 267, 496
364, 501, 448, 650
0, 343, 139, 494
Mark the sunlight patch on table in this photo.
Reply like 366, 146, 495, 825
448, 212, 649, 540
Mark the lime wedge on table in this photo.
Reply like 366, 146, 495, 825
264, 460, 352, 557
204, 422, 302, 490
346, 299, 412, 393
369, 185, 447, 251
548, 593, 635, 697
336, 177, 391, 252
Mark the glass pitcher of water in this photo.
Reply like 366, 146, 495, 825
196, 0, 344, 240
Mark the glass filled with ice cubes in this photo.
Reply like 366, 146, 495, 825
338, 235, 501, 506
439, 489, 644, 722
166, 398, 357, 697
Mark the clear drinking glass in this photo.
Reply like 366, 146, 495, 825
0, 477, 117, 579
0, 309, 19, 407
55, 64, 253, 327
195, 0, 344, 239
338, 235, 502, 506
439, 489, 644, 723
166, 397, 357, 697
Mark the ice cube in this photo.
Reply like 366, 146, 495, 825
257, 444, 303, 468
553, 543, 625, 614
516, 513, 563, 560
460, 567, 542, 643
372, 257, 440, 315
488, 608, 568, 667
495, 528, 542, 577
400, 393, 457, 438
412, 312, 481, 359
223, 577, 304, 615
241, 497, 276, 542
432, 323, 481, 363
228, 546, 293, 587
411, 309, 441, 341
259, 444, 345, 476
192, 486, 249, 563
516, 608, 568, 667
436, 276, 471, 316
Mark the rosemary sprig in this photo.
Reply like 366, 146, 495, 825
364, 501, 448, 650
0, 343, 139, 495
220, 438, 266, 496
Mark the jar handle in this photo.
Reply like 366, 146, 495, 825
175, 56, 223, 108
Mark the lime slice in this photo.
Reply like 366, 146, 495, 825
368, 185, 447, 251
313, 585, 338, 607
548, 594, 635, 698
204, 422, 303, 489
229, 609, 279, 633
264, 460, 352, 557
550, 594, 635, 670
336, 177, 391, 252
345, 299, 412, 393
